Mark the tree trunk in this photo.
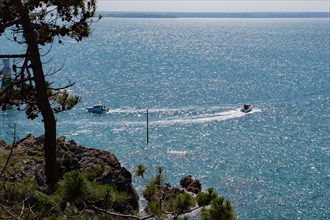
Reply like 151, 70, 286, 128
13, 0, 59, 186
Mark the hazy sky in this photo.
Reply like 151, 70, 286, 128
97, 0, 330, 12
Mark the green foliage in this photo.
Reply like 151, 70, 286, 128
29, 190, 62, 216
0, 0, 98, 42
56, 170, 131, 212
223, 200, 236, 220
3, 177, 37, 202
1, 177, 62, 217
154, 166, 165, 186
0, 169, 134, 218
137, 166, 236, 219
153, 173, 163, 186
0, 0, 96, 116
89, 181, 130, 207
196, 191, 210, 207
0, 153, 22, 177
196, 187, 218, 207
134, 164, 146, 177
200, 196, 236, 220
142, 166, 165, 199
145, 200, 162, 217
143, 180, 158, 199
54, 90, 81, 113
157, 166, 165, 175
57, 169, 89, 204
94, 183, 115, 206
171, 192, 196, 214
1, 79, 80, 118
85, 164, 105, 179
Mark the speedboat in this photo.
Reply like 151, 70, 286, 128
86, 104, 107, 113
240, 104, 252, 113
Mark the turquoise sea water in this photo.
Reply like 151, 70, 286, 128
1, 18, 329, 219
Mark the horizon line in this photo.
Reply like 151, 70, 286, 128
97, 11, 330, 13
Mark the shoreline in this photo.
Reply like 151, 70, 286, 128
97, 11, 330, 19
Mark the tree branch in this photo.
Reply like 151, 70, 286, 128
164, 205, 202, 218
0, 54, 29, 58
0, 204, 19, 220
0, 19, 21, 31
92, 205, 154, 220
18, 198, 27, 219
0, 124, 17, 189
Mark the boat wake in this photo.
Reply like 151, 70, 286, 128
152, 108, 261, 125
106, 106, 213, 115
167, 149, 189, 155
87, 106, 261, 126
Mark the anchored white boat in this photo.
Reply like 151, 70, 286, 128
86, 104, 107, 113
240, 104, 252, 113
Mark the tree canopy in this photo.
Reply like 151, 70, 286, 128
0, 0, 98, 186
0, 0, 98, 43
0, 0, 99, 116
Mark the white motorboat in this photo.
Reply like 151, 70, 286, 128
86, 104, 107, 113
240, 104, 252, 113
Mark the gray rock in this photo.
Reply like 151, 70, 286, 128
180, 175, 193, 188
0, 139, 7, 148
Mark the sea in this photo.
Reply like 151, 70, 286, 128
0, 18, 329, 219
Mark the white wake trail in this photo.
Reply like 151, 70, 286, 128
152, 108, 261, 125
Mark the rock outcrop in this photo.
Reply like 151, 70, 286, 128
180, 175, 202, 194
0, 134, 139, 213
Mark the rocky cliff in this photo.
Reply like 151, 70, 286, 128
0, 134, 139, 214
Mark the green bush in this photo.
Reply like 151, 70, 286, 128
1, 178, 63, 218
196, 191, 210, 207
197, 187, 218, 207
200, 196, 236, 220
134, 164, 146, 177
89, 182, 130, 207
57, 170, 131, 212
58, 170, 89, 204
4, 177, 36, 202
85, 164, 105, 179
29, 191, 62, 217
145, 200, 162, 216
173, 192, 195, 213
96, 183, 115, 206
143, 181, 158, 199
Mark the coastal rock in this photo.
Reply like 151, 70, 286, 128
186, 179, 202, 194
68, 140, 78, 152
180, 175, 193, 188
144, 185, 182, 204
6, 134, 139, 212
17, 134, 36, 148
180, 175, 202, 194
35, 134, 45, 145
0, 139, 7, 148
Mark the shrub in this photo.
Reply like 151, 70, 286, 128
3, 177, 36, 202
145, 200, 162, 217
143, 181, 158, 199
196, 191, 210, 207
58, 170, 89, 204
200, 196, 236, 220
173, 192, 195, 214
1, 178, 62, 218
85, 164, 105, 179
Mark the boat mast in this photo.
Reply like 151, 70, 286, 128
146, 109, 149, 145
